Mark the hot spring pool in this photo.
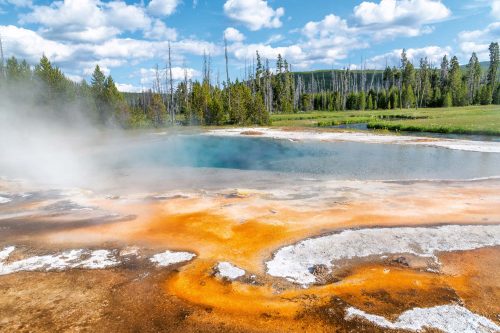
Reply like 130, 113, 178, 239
107, 134, 500, 181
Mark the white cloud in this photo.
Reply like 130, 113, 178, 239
144, 19, 177, 41
105, 1, 151, 31
365, 46, 452, 68
223, 27, 245, 42
458, 22, 500, 61
0, 25, 74, 63
20, 0, 179, 43
228, 1, 452, 70
299, 14, 367, 67
492, 0, 500, 19
0, 24, 218, 82
116, 83, 143, 93
302, 14, 355, 40
354, 0, 451, 39
223, 0, 284, 31
147, 0, 180, 17
228, 7, 452, 71
354, 0, 450, 25
228, 14, 365, 69
65, 73, 84, 82
231, 43, 304, 66
21, 0, 110, 42
173, 39, 220, 56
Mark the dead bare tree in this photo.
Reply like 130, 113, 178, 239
168, 41, 174, 124
224, 38, 231, 114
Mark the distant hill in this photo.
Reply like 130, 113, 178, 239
292, 69, 384, 91
292, 61, 497, 92
460, 61, 486, 70
119, 62, 496, 93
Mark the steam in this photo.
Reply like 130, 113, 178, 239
0, 82, 116, 189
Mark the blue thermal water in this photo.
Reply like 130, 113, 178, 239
109, 135, 500, 180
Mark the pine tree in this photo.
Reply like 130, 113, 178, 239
418, 57, 431, 107
440, 55, 449, 89
367, 94, 373, 110
443, 91, 452, 107
479, 85, 492, 105
378, 89, 387, 109
433, 86, 442, 107
449, 56, 466, 106
486, 42, 499, 102
466, 52, 482, 104
383, 66, 392, 90
91, 65, 107, 123
148, 93, 167, 126
34, 55, 74, 107
359, 91, 366, 110
493, 83, 500, 104
402, 53, 415, 89
276, 54, 283, 74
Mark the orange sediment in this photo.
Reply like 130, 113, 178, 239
28, 180, 500, 330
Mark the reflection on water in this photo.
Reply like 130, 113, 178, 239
107, 135, 500, 181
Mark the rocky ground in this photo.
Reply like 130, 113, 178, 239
1, 177, 499, 332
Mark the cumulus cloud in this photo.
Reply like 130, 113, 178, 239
21, 0, 108, 42
0, 24, 218, 81
227, 4, 452, 71
231, 43, 304, 66
234, 1, 452, 69
223, 0, 284, 31
115, 83, 143, 93
354, 0, 450, 25
458, 22, 500, 61
0, 25, 74, 63
228, 14, 365, 69
300, 14, 367, 67
365, 46, 452, 68
105, 1, 152, 31
492, 0, 500, 19
65, 73, 84, 82
223, 27, 245, 42
144, 19, 177, 41
353, 0, 451, 39
147, 0, 180, 17
20, 0, 178, 43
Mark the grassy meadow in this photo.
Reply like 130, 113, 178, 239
270, 105, 500, 135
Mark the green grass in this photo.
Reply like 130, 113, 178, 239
270, 105, 500, 135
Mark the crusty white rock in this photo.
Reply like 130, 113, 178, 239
266, 224, 500, 285
345, 305, 500, 333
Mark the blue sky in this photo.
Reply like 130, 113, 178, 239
0, 0, 499, 92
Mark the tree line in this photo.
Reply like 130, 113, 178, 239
297, 42, 499, 111
1, 38, 498, 129
0, 53, 129, 126
107, 39, 500, 124
124, 45, 296, 127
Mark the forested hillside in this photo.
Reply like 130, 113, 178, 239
292, 45, 499, 112
293, 61, 496, 93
